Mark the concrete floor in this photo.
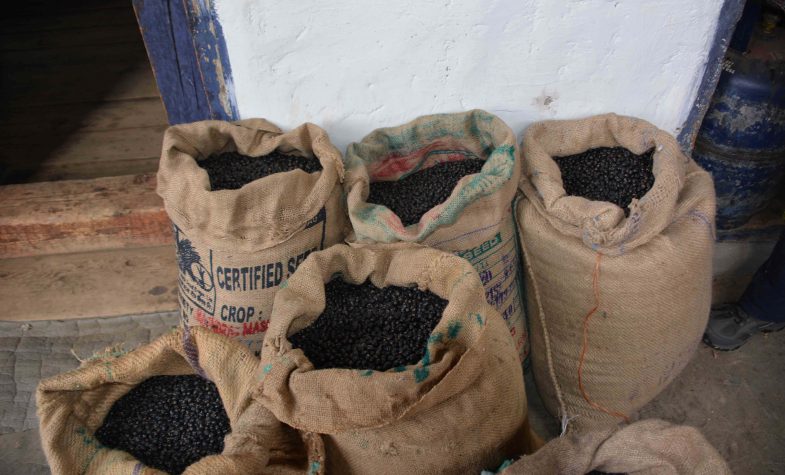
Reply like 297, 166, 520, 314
526, 329, 785, 475
1, 313, 783, 474
0, 313, 180, 475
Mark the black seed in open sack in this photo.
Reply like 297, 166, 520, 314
94, 374, 231, 475
288, 279, 448, 371
553, 147, 655, 216
367, 158, 485, 226
198, 150, 322, 191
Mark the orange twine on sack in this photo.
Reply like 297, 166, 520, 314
577, 252, 631, 423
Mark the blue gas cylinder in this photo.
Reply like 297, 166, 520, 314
693, 14, 785, 230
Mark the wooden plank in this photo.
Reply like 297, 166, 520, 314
5, 0, 130, 18
20, 156, 160, 183
3, 63, 161, 106
1, 6, 136, 34
86, 63, 162, 101
0, 245, 178, 321
0, 24, 141, 52
133, 0, 238, 124
0, 124, 165, 166
0, 41, 147, 69
0, 174, 171, 258
0, 97, 167, 136
0, 121, 163, 183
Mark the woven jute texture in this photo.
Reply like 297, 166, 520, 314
500, 419, 730, 475
517, 114, 716, 431
157, 119, 348, 355
37, 326, 324, 475
344, 110, 529, 362
255, 243, 535, 474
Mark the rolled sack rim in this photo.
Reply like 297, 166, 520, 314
520, 113, 711, 255
157, 119, 345, 251
36, 327, 268, 474
256, 243, 495, 433
344, 109, 521, 243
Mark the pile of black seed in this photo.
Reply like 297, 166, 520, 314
198, 150, 322, 191
288, 279, 448, 371
553, 147, 655, 216
94, 375, 231, 475
367, 158, 485, 226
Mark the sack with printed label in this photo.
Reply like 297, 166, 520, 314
343, 110, 529, 363
157, 119, 348, 355
496, 419, 730, 475
517, 114, 715, 431
36, 326, 325, 475
255, 243, 537, 475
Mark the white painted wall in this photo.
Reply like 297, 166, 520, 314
215, 0, 723, 150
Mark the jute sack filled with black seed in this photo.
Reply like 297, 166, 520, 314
36, 326, 324, 475
517, 114, 715, 431
157, 119, 348, 356
343, 110, 529, 363
498, 419, 730, 475
256, 243, 537, 475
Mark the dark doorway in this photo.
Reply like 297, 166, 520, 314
0, 0, 167, 184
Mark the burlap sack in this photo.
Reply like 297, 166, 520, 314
517, 114, 716, 431
36, 326, 324, 475
256, 243, 533, 474
157, 119, 348, 355
344, 110, 529, 362
498, 419, 730, 475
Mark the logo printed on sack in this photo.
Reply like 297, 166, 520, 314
451, 217, 528, 361
175, 224, 216, 315
455, 232, 502, 261
304, 207, 328, 251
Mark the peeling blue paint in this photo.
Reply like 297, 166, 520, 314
677, 0, 746, 151
133, 0, 238, 124
693, 46, 785, 230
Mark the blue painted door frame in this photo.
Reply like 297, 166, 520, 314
133, 0, 239, 125
677, 0, 747, 152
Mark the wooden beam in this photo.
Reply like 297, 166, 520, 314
0, 125, 166, 166
0, 125, 164, 183
132, 0, 238, 124
0, 98, 167, 134
18, 157, 161, 183
0, 245, 178, 321
0, 173, 172, 258
1, 5, 136, 35
0, 41, 148, 68
3, 63, 160, 107
0, 23, 141, 51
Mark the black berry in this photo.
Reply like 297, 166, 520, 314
553, 147, 655, 216
288, 279, 448, 371
198, 150, 322, 191
367, 159, 485, 226
94, 375, 231, 475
